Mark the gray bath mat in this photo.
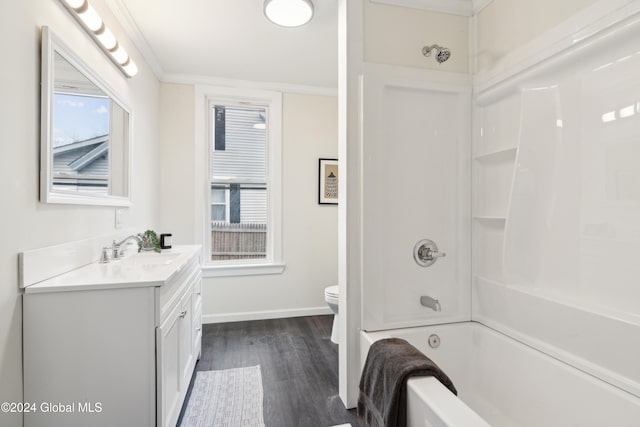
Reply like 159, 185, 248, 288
180, 365, 265, 427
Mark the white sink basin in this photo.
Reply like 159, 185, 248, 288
121, 251, 182, 266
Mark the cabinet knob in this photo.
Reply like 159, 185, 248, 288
179, 310, 188, 319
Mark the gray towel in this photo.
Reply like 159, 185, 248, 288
357, 338, 457, 427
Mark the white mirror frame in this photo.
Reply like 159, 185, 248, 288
40, 26, 132, 207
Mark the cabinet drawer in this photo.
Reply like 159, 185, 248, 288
157, 254, 199, 321
157, 262, 199, 326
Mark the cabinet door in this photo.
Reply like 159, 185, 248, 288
179, 288, 194, 389
193, 304, 203, 360
157, 302, 182, 427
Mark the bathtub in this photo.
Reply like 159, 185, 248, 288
360, 322, 640, 427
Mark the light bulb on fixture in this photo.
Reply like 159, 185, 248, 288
264, 0, 314, 28
77, 2, 103, 32
58, 0, 136, 78
63, 0, 86, 9
95, 25, 117, 50
109, 43, 129, 65
122, 59, 138, 77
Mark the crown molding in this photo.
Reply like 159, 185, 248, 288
105, 0, 165, 79
164, 73, 338, 96
370, 0, 493, 16
473, 0, 493, 15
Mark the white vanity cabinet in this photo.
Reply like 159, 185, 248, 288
156, 261, 200, 427
22, 245, 202, 427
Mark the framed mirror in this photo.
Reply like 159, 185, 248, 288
40, 26, 132, 206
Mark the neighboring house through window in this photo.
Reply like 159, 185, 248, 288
200, 87, 283, 276
52, 92, 111, 194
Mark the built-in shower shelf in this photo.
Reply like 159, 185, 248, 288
474, 275, 507, 287
473, 215, 507, 222
473, 146, 517, 162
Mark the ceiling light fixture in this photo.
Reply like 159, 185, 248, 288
60, 0, 138, 77
264, 0, 314, 28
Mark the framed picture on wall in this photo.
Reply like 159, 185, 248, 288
319, 158, 338, 205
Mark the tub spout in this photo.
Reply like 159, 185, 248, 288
421, 296, 441, 312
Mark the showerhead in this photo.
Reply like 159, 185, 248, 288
422, 44, 451, 63
436, 48, 450, 63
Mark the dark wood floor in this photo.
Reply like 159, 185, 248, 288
178, 315, 364, 427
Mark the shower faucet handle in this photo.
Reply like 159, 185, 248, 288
413, 239, 446, 267
423, 246, 445, 260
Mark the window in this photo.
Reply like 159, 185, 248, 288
200, 87, 283, 276
210, 104, 268, 261
210, 187, 227, 222
52, 92, 111, 194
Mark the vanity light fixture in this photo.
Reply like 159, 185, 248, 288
60, 0, 138, 77
95, 26, 117, 50
264, 0, 314, 28
76, 1, 102, 31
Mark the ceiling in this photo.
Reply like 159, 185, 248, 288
108, 0, 479, 89
110, 0, 340, 90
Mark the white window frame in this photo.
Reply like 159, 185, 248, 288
194, 85, 284, 277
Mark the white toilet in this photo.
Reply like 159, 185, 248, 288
324, 285, 339, 344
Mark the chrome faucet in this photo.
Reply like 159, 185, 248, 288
111, 235, 142, 260
420, 295, 442, 312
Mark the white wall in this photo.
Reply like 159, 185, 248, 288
364, 0, 469, 73
158, 87, 339, 320
0, 1, 160, 426
159, 83, 196, 242
205, 93, 339, 319
341, 0, 472, 408
339, 0, 365, 407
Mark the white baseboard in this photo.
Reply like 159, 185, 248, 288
202, 306, 333, 324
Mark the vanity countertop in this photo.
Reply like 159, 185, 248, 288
23, 245, 201, 294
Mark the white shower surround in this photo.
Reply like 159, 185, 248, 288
354, 0, 640, 423
360, 70, 471, 331
473, 4, 640, 398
